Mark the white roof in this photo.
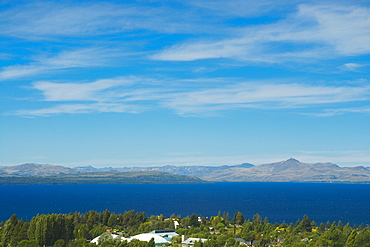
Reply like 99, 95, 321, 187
182, 238, 207, 244
90, 233, 128, 244
91, 236, 100, 244
130, 233, 170, 244
149, 230, 179, 238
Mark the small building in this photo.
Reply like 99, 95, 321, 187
246, 240, 259, 247
234, 238, 248, 245
173, 220, 180, 229
182, 237, 207, 247
149, 229, 179, 240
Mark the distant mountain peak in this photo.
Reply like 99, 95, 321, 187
285, 158, 300, 163
234, 163, 254, 168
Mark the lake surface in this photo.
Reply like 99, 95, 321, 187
1, 182, 370, 225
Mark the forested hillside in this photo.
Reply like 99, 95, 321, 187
0, 171, 205, 185
0, 210, 369, 247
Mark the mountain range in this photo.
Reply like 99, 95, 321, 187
0, 163, 77, 176
200, 158, 370, 182
1, 158, 370, 183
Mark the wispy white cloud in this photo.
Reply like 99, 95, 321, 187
151, 38, 260, 62
33, 78, 133, 101
152, 4, 370, 62
341, 63, 368, 72
296, 5, 370, 55
0, 48, 121, 80
11, 76, 370, 117
0, 1, 211, 39
163, 82, 370, 115
11, 76, 170, 116
313, 106, 370, 117
30, 76, 170, 103
0, 52, 12, 60
13, 103, 141, 117
185, 0, 299, 17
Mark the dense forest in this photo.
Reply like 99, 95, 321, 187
0, 210, 369, 247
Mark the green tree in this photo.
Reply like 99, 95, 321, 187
17, 240, 38, 247
98, 232, 114, 245
1, 214, 19, 247
232, 211, 245, 225
102, 210, 111, 226
345, 229, 357, 247
337, 221, 343, 231
353, 228, 370, 247
89, 225, 108, 239
317, 227, 348, 247
189, 214, 200, 227
146, 238, 155, 247
223, 212, 230, 224
296, 215, 312, 232
86, 211, 99, 229
107, 214, 118, 227
1, 219, 28, 247
319, 222, 325, 233
28, 214, 74, 246
53, 239, 65, 247
252, 214, 261, 226
292, 243, 306, 247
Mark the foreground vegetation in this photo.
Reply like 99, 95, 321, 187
0, 210, 369, 247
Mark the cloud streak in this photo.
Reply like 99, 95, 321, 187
152, 4, 370, 62
164, 82, 370, 115
185, 0, 299, 17
33, 78, 133, 101
313, 106, 370, 117
11, 77, 370, 117
0, 48, 121, 80
3, 1, 370, 118
0, 1, 214, 39
13, 103, 140, 117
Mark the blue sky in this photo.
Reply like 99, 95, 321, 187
1, 0, 370, 167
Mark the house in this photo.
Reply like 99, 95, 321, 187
234, 238, 247, 245
173, 220, 180, 229
245, 240, 259, 247
269, 238, 285, 246
181, 237, 207, 247
149, 229, 179, 241
209, 227, 220, 235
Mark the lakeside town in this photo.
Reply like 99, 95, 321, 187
1, 210, 369, 246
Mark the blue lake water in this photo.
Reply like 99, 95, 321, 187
1, 182, 370, 225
